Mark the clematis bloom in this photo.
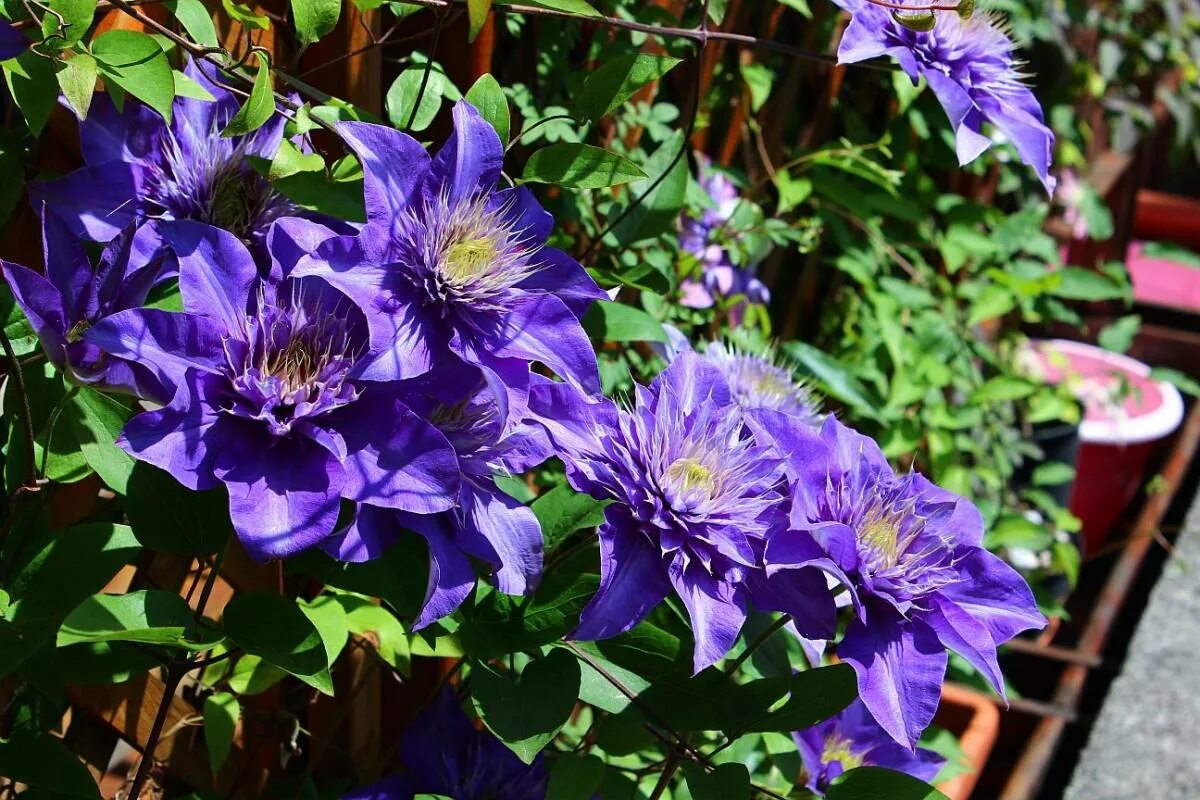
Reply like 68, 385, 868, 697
324, 363, 552, 628
293, 100, 604, 407
795, 699, 945, 795
529, 353, 835, 672
760, 415, 1045, 747
2, 211, 166, 397
31, 59, 297, 244
343, 687, 548, 800
833, 0, 1056, 194
87, 221, 459, 561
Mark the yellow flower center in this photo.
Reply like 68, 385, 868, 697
664, 457, 717, 497
821, 735, 865, 770
858, 505, 902, 568
443, 238, 500, 283
66, 319, 91, 343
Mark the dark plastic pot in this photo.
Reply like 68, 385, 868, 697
1012, 421, 1082, 509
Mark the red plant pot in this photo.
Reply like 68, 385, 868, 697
935, 683, 1001, 800
1023, 340, 1183, 555
1133, 190, 1200, 251
1126, 241, 1200, 313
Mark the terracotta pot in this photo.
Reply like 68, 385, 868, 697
936, 683, 1001, 800
1133, 190, 1200, 251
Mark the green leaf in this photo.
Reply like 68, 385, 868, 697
532, 484, 608, 550
608, 130, 688, 244
55, 53, 98, 120
547, 753, 606, 800
222, 52, 275, 137
385, 60, 453, 132
174, 68, 216, 101
471, 649, 581, 763
269, 138, 324, 180
683, 762, 750, 800
465, 73, 510, 143
784, 341, 883, 422
58, 590, 215, 649
521, 144, 645, 189
1032, 461, 1075, 487
966, 284, 1016, 326
334, 592, 410, 674
523, 0, 599, 15
3, 50, 59, 135
125, 462, 233, 554
292, 0, 341, 44
1097, 314, 1140, 354
287, 534, 428, 622
92, 30, 175, 122
299, 594, 349, 667
43, 0, 98, 48
227, 653, 287, 695
167, 0, 220, 47
204, 692, 240, 773
736, 664, 857, 732
971, 376, 1037, 404
1151, 366, 1200, 396
0, 732, 101, 798
1051, 266, 1128, 301
467, 0, 492, 40
583, 300, 666, 342
1, 523, 141, 676
575, 54, 681, 121
222, 0, 270, 28
67, 387, 134, 493
740, 61, 773, 112
826, 767, 950, 800
222, 591, 333, 695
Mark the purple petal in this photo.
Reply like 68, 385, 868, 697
336, 389, 460, 514
573, 518, 671, 641
928, 595, 1004, 697
29, 162, 145, 242
654, 351, 732, 414
465, 294, 600, 392
838, 615, 947, 748
158, 220, 256, 333
266, 217, 342, 280
458, 480, 544, 596
2, 263, 67, 367
402, 510, 477, 630
215, 433, 345, 561
119, 374, 223, 491
0, 20, 29, 61
428, 100, 504, 205
924, 70, 993, 167
940, 547, 1046, 645
337, 121, 431, 226
748, 564, 837, 641
516, 247, 606, 320
77, 92, 165, 166
321, 504, 400, 563
40, 210, 94, 318
669, 562, 748, 673
86, 308, 225, 389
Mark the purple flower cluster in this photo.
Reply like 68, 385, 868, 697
678, 159, 770, 312
532, 357, 1043, 747
833, 0, 1056, 194
5, 88, 603, 631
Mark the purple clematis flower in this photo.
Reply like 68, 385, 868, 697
86, 220, 459, 561
2, 210, 166, 397
343, 687, 548, 800
698, 340, 822, 426
833, 0, 1055, 194
0, 19, 29, 60
31, 59, 298, 244
679, 158, 769, 311
292, 100, 605, 406
324, 363, 553, 628
529, 353, 836, 672
795, 699, 944, 796
759, 415, 1045, 747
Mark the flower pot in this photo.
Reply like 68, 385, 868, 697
1022, 339, 1184, 555
1133, 190, 1200, 251
1012, 421, 1082, 509
1126, 240, 1200, 314
935, 683, 1001, 800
